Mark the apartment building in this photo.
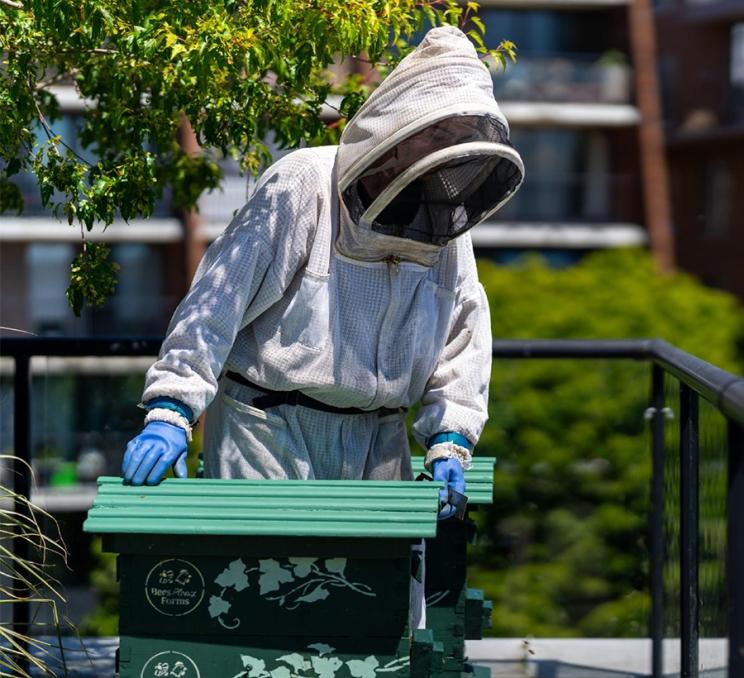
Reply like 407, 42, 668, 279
470, 0, 652, 267
655, 0, 744, 300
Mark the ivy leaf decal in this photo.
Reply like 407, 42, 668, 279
276, 653, 310, 672
240, 655, 267, 678
208, 594, 231, 619
324, 558, 346, 575
310, 655, 343, 678
347, 656, 380, 678
259, 559, 294, 594
307, 643, 335, 657
216, 559, 250, 592
296, 587, 330, 604
289, 557, 316, 578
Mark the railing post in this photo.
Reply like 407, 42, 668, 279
650, 365, 665, 678
12, 354, 32, 669
728, 420, 744, 678
680, 384, 699, 678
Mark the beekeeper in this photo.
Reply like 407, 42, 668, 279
121, 26, 524, 512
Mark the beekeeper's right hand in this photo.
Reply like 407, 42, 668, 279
122, 421, 188, 486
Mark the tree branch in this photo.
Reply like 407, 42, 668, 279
28, 80, 93, 167
36, 69, 81, 90
0, 0, 24, 9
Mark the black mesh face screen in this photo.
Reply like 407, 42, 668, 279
343, 115, 522, 246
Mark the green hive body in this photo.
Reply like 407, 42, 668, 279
412, 458, 496, 678
84, 462, 495, 678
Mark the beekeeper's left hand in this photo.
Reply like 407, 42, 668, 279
431, 457, 465, 520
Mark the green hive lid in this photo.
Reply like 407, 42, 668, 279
411, 456, 496, 505
84, 477, 442, 538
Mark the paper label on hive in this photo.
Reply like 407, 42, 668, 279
208, 557, 376, 630
145, 559, 205, 617
140, 650, 200, 678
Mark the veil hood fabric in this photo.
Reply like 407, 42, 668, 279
336, 25, 524, 266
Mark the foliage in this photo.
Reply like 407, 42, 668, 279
470, 248, 744, 637
0, 455, 70, 677
66, 242, 120, 316
78, 538, 118, 637
0, 0, 514, 314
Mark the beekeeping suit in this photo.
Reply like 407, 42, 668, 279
123, 26, 523, 489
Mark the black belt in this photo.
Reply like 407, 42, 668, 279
225, 371, 407, 417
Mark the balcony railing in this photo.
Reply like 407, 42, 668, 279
492, 173, 643, 224
491, 54, 633, 105
0, 336, 742, 678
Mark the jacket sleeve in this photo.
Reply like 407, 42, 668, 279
141, 152, 322, 418
412, 246, 492, 451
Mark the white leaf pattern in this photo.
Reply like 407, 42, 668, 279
310, 655, 343, 678
208, 594, 231, 619
347, 656, 380, 678
258, 559, 295, 594
307, 643, 335, 657
288, 557, 316, 578
276, 653, 310, 672
232, 648, 408, 678
216, 559, 251, 592
323, 558, 346, 575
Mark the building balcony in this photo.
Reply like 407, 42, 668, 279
492, 55, 634, 106
490, 173, 644, 224
682, 0, 744, 22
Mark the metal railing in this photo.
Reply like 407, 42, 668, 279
492, 339, 744, 678
1, 336, 743, 678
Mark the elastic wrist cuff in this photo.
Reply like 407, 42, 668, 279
143, 397, 194, 424
424, 441, 473, 472
145, 409, 193, 442
426, 431, 473, 451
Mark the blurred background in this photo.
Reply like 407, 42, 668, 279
1, 0, 743, 671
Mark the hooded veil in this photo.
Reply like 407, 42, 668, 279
336, 25, 524, 266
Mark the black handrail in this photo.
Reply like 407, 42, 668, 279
2, 336, 743, 677
492, 338, 744, 426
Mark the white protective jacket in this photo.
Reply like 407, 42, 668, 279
142, 26, 524, 480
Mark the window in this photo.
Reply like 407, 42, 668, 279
493, 130, 620, 223
730, 24, 744, 119
702, 160, 732, 237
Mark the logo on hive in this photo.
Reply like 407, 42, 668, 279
140, 650, 200, 678
145, 559, 205, 617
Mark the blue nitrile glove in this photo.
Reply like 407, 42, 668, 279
122, 421, 188, 486
431, 457, 465, 520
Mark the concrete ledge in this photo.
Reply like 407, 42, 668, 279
466, 638, 727, 677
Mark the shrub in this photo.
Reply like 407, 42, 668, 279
470, 248, 744, 637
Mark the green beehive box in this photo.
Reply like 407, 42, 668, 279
85, 477, 442, 678
414, 458, 496, 678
